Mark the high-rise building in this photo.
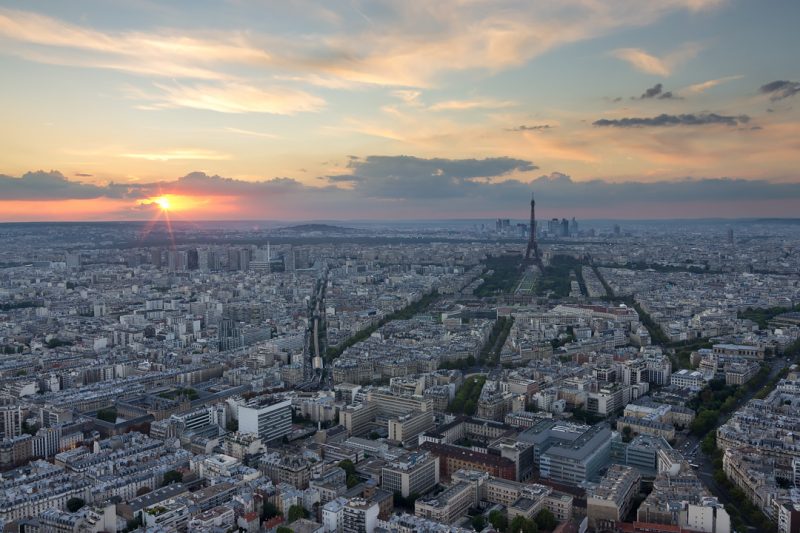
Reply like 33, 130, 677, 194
570, 217, 579, 235
64, 252, 81, 269
387, 411, 434, 447
238, 398, 292, 443
0, 405, 22, 439
228, 248, 240, 271
518, 420, 613, 485
150, 249, 162, 268
339, 403, 378, 437
381, 452, 440, 498
167, 250, 188, 272
239, 248, 250, 271
343, 497, 379, 533
206, 250, 219, 271
197, 249, 209, 271
218, 318, 241, 351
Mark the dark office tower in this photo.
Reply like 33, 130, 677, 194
207, 250, 219, 271
239, 248, 251, 271
125, 253, 141, 268
561, 218, 570, 237
228, 248, 240, 271
167, 250, 179, 273
570, 217, 579, 235
614, 224, 621, 236
150, 249, 162, 268
218, 318, 241, 351
197, 249, 209, 271
294, 248, 311, 270
549, 218, 560, 235
727, 228, 734, 245
187, 249, 199, 270
524, 193, 544, 270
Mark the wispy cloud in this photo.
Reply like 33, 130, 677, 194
0, 4, 725, 91
429, 98, 516, 111
391, 90, 423, 105
0, 8, 268, 81
223, 127, 280, 139
684, 75, 743, 94
612, 43, 701, 76
137, 82, 325, 114
121, 149, 231, 161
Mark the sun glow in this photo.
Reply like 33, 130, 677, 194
141, 194, 212, 213
154, 196, 171, 210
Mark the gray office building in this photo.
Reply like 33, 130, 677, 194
519, 420, 613, 486
238, 397, 292, 443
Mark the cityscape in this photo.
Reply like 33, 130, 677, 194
1, 2, 800, 533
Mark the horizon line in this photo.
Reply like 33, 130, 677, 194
1, 216, 799, 225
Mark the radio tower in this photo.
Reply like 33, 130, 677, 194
524, 192, 544, 270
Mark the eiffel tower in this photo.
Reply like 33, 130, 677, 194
524, 192, 545, 270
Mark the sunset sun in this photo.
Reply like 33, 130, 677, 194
154, 196, 171, 211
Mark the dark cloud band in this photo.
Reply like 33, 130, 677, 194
640, 83, 677, 99
760, 80, 800, 101
593, 113, 749, 127
507, 124, 552, 131
2, 160, 798, 218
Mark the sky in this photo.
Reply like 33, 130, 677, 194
0, 0, 799, 221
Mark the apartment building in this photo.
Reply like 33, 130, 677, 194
381, 452, 439, 498
587, 464, 642, 530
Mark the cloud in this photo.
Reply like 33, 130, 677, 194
0, 8, 268, 81
640, 84, 664, 98
428, 98, 516, 111
523, 174, 800, 207
3, 163, 800, 220
760, 80, 800, 101
121, 149, 232, 161
593, 113, 749, 127
223, 127, 280, 139
325, 174, 365, 183
612, 43, 700, 76
684, 75, 742, 94
0, 4, 724, 91
638, 83, 679, 100
612, 49, 670, 76
333, 155, 537, 198
507, 124, 552, 132
0, 170, 117, 200
135, 82, 325, 114
391, 90, 422, 105
74, 172, 93, 177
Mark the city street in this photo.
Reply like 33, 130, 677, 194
692, 357, 789, 529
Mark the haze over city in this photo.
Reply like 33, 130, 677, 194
1, 4, 800, 533
1, 0, 799, 221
